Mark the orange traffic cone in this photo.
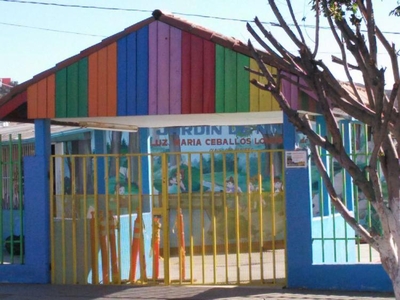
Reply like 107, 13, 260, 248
90, 211, 99, 284
129, 214, 141, 283
108, 212, 119, 283
176, 209, 185, 280
151, 217, 161, 280
99, 212, 110, 284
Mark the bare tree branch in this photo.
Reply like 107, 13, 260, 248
311, 0, 320, 58
334, 19, 376, 110
357, 0, 377, 65
331, 55, 360, 70
307, 116, 378, 248
286, 0, 306, 45
324, 5, 365, 106
268, 0, 306, 50
248, 0, 400, 293
251, 18, 303, 74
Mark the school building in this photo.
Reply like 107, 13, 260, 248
0, 10, 392, 292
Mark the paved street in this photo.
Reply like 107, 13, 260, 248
0, 284, 394, 300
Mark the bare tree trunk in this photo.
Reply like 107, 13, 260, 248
262, 134, 283, 177
168, 132, 181, 167
76, 133, 93, 194
246, 0, 400, 293
109, 131, 122, 176
129, 132, 139, 186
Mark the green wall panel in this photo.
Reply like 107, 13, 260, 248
55, 68, 67, 118
236, 54, 250, 112
215, 45, 225, 113
67, 63, 79, 117
224, 48, 237, 113
78, 58, 88, 117
215, 45, 250, 113
56, 59, 88, 118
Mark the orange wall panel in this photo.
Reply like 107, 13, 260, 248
37, 79, 47, 118
88, 52, 99, 116
27, 84, 38, 119
106, 43, 117, 116
97, 48, 108, 116
46, 74, 56, 118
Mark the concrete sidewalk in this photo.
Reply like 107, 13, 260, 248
0, 284, 394, 300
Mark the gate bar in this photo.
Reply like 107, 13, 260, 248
161, 154, 170, 284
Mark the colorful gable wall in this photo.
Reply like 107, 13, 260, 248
26, 21, 281, 120
0, 10, 325, 122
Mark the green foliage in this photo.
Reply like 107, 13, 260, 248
213, 153, 236, 173
201, 155, 211, 173
311, 0, 361, 25
120, 139, 128, 153
389, 4, 400, 16
153, 164, 202, 193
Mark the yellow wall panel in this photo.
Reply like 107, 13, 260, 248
249, 59, 278, 112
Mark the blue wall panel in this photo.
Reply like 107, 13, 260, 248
136, 26, 149, 116
117, 37, 127, 116
126, 32, 138, 115
117, 27, 149, 117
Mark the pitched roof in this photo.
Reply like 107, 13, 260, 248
0, 10, 255, 122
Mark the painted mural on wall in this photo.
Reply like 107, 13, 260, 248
149, 124, 285, 244
149, 124, 283, 192
56, 124, 286, 244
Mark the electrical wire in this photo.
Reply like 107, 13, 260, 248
0, 0, 153, 12
0, 21, 106, 37
1, 0, 255, 22
1, 0, 400, 36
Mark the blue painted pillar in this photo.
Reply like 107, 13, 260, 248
93, 130, 106, 194
283, 114, 313, 288
23, 119, 51, 283
139, 128, 150, 212
341, 120, 354, 211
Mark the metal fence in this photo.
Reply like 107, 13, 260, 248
50, 149, 286, 285
0, 135, 33, 264
311, 122, 380, 264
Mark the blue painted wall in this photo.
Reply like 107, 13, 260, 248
0, 115, 394, 291
0, 120, 51, 283
283, 114, 313, 287
1, 211, 23, 238
117, 27, 149, 116
312, 214, 356, 264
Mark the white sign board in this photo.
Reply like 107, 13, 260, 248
285, 150, 308, 168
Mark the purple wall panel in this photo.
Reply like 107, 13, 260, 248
299, 77, 318, 104
282, 72, 299, 110
181, 31, 192, 114
202, 40, 215, 113
290, 74, 298, 110
190, 35, 204, 114
148, 22, 158, 115
169, 27, 182, 114
157, 22, 171, 114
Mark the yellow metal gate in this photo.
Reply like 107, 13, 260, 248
50, 149, 286, 286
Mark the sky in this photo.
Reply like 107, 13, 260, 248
1, 0, 399, 87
